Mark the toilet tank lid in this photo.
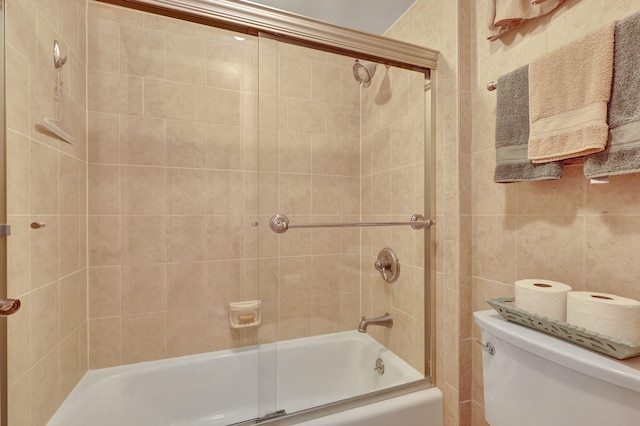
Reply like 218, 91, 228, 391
474, 310, 640, 393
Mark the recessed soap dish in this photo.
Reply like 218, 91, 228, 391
229, 300, 261, 329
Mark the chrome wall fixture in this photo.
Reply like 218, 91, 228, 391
269, 213, 435, 234
375, 247, 400, 283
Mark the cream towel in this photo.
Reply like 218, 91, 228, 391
488, 0, 565, 41
527, 22, 616, 164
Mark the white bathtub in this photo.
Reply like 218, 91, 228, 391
48, 331, 443, 426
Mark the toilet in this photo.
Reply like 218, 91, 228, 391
474, 310, 640, 426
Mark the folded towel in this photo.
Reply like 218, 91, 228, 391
487, 0, 565, 41
584, 12, 640, 179
527, 22, 616, 164
494, 65, 563, 183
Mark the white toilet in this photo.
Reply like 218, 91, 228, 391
474, 310, 640, 426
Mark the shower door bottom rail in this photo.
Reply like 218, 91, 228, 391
269, 213, 435, 234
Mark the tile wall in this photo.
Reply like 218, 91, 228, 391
5, 0, 88, 424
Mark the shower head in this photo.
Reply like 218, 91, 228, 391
352, 59, 377, 87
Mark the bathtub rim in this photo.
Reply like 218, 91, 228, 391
234, 378, 434, 425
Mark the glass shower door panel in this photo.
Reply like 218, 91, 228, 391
257, 33, 431, 417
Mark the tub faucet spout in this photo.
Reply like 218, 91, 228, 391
357, 312, 393, 333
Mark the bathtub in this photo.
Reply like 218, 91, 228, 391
48, 331, 443, 426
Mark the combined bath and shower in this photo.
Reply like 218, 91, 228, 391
352, 59, 378, 87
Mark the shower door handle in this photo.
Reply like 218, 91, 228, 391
0, 299, 21, 316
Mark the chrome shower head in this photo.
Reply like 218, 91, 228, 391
352, 59, 377, 87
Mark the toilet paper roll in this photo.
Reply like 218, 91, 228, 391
514, 279, 573, 321
567, 291, 640, 342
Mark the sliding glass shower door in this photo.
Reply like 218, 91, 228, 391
256, 32, 432, 419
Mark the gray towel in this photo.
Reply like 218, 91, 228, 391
494, 65, 563, 183
584, 12, 640, 178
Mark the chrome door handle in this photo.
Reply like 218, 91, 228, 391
0, 299, 21, 316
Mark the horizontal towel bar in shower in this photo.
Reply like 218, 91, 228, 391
269, 214, 435, 234
487, 81, 497, 91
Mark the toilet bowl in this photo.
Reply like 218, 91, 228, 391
474, 310, 640, 426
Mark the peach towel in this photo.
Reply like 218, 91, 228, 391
527, 22, 616, 164
488, 0, 565, 41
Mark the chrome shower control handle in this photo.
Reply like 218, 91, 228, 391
375, 248, 400, 283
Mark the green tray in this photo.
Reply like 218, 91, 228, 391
487, 297, 640, 360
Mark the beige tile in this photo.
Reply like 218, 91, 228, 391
312, 62, 341, 104
166, 120, 207, 168
59, 329, 83, 398
207, 170, 245, 215
311, 255, 341, 296
585, 216, 640, 299
88, 112, 120, 164
516, 216, 584, 287
30, 215, 59, 289
311, 134, 343, 175
7, 294, 30, 386
60, 271, 87, 339
31, 348, 60, 426
586, 172, 640, 215
119, 24, 165, 78
6, 45, 30, 136
8, 371, 31, 426
207, 260, 243, 312
311, 294, 342, 335
88, 70, 143, 115
89, 165, 120, 215
207, 124, 244, 170
59, 215, 85, 277
121, 216, 166, 265
122, 312, 166, 364
279, 55, 312, 99
30, 141, 58, 214
88, 216, 121, 267
391, 165, 415, 215
166, 308, 210, 357
88, 18, 120, 72
391, 265, 416, 316
208, 307, 243, 350
166, 168, 207, 215
120, 115, 166, 166
89, 317, 121, 369
144, 11, 200, 37
279, 174, 311, 214
472, 215, 517, 284
121, 166, 166, 215
7, 216, 30, 298
121, 264, 166, 314
88, 2, 143, 25
312, 176, 341, 215
197, 86, 242, 125
279, 296, 312, 340
279, 131, 311, 173
89, 266, 121, 318
207, 215, 244, 260
6, 0, 37, 65
287, 99, 326, 134
327, 105, 359, 139
167, 216, 207, 262
31, 282, 59, 363
206, 40, 244, 90
165, 33, 206, 84
517, 165, 584, 215
6, 131, 30, 215
60, 154, 86, 215
58, 0, 80, 56
167, 262, 207, 308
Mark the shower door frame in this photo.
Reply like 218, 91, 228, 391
0, 1, 7, 425
96, 1, 439, 423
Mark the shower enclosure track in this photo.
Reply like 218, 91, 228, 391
269, 213, 435, 234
